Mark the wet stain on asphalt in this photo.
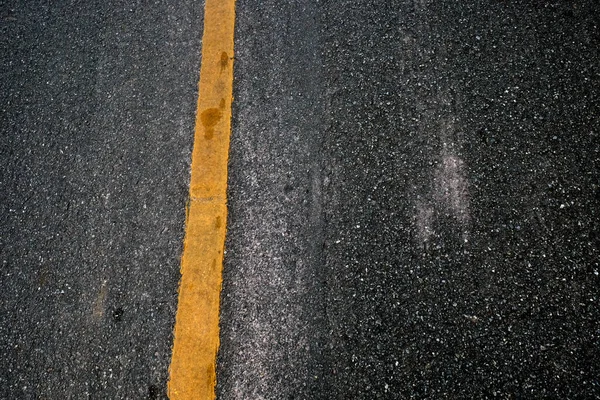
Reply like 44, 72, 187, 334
147, 384, 160, 399
200, 107, 222, 139
113, 307, 124, 322
220, 51, 229, 71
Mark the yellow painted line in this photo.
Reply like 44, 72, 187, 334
168, 0, 235, 398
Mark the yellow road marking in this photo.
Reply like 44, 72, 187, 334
168, 0, 235, 398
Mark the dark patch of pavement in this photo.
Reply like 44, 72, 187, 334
1, 1, 203, 398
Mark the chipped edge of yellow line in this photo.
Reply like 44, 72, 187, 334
168, 0, 235, 398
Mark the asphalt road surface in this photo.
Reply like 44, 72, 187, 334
2, 1, 202, 398
2, 1, 600, 399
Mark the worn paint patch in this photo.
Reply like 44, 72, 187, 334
413, 116, 471, 245
434, 154, 470, 228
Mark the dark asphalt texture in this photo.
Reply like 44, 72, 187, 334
318, 1, 600, 398
220, 0, 600, 399
2, 0, 600, 399
1, 1, 203, 398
